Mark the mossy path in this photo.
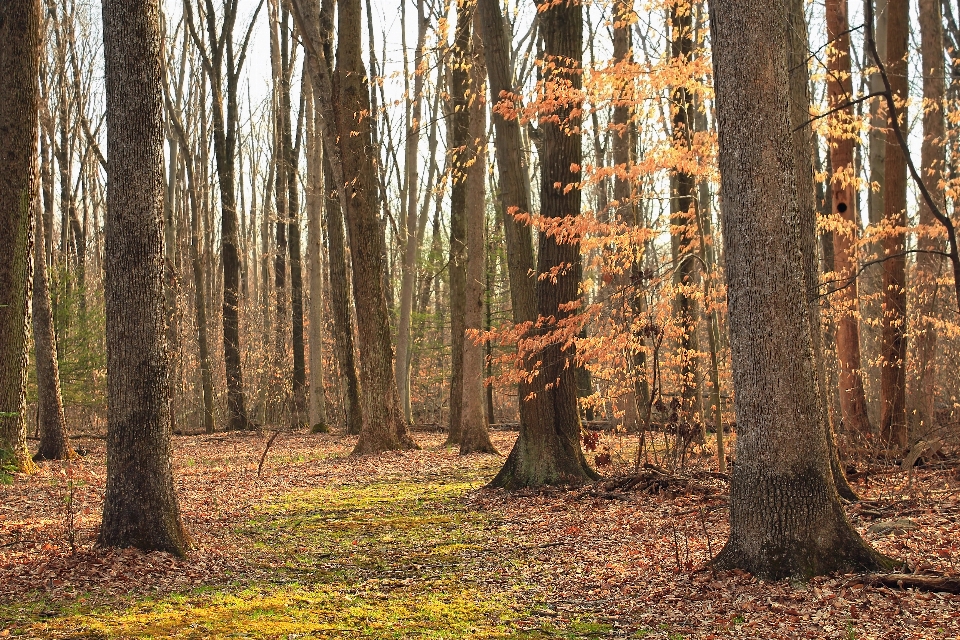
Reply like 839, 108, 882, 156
1, 440, 610, 639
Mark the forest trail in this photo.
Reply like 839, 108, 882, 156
2, 430, 960, 638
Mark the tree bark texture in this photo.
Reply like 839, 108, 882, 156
708, 0, 886, 578
317, 0, 362, 436
447, 0, 472, 446
491, 0, 597, 489
826, 0, 873, 440
305, 70, 328, 432
911, 0, 947, 435
460, 23, 497, 456
786, 0, 858, 500
33, 209, 73, 461
475, 0, 536, 323
0, 0, 41, 472
99, 0, 188, 555
879, 0, 909, 448
336, 0, 417, 454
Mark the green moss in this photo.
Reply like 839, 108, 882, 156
2, 467, 609, 638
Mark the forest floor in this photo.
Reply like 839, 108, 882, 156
2, 429, 960, 639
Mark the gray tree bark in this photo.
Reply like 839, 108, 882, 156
0, 0, 41, 473
708, 0, 887, 578
33, 209, 73, 461
98, 0, 188, 555
460, 22, 497, 456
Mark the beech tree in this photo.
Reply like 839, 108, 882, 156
98, 0, 188, 555
491, 0, 597, 489
708, 0, 888, 577
0, 0, 42, 473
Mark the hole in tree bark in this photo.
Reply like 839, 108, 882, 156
837, 202, 848, 213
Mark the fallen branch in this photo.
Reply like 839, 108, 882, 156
257, 430, 281, 477
865, 573, 960, 594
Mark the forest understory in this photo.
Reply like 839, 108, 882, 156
2, 430, 960, 639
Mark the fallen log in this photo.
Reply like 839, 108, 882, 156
865, 573, 960, 594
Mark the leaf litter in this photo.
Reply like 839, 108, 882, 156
1, 430, 959, 638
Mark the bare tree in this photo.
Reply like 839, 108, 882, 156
98, 0, 188, 555
0, 0, 42, 473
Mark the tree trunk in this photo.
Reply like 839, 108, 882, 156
787, 0, 858, 500
271, 1, 290, 424
826, 0, 873, 440
460, 21, 497, 456
33, 208, 73, 461
911, 0, 947, 436
879, 0, 909, 449
318, 0, 362, 436
490, 0, 597, 489
0, 0, 41, 473
394, 0, 427, 423
287, 81, 307, 429
98, 0, 188, 555
305, 69, 328, 433
476, 0, 536, 326
447, 0, 472, 446
708, 0, 887, 578
336, 0, 416, 454
670, 0, 700, 423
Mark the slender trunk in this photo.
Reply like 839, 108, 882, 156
447, 0, 472, 446
272, 1, 289, 421
460, 21, 497, 456
99, 0, 188, 555
318, 0, 362, 435
491, 0, 597, 488
911, 0, 947, 435
305, 70, 327, 432
670, 0, 700, 423
788, 0, 858, 500
708, 0, 886, 577
826, 0, 872, 440
288, 92, 307, 429
394, 0, 427, 422
335, 0, 416, 454
33, 208, 73, 461
0, 0, 41, 473
879, 0, 909, 449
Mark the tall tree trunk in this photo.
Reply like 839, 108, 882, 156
826, 0, 872, 440
33, 209, 73, 461
318, 0, 362, 435
911, 0, 947, 435
476, 0, 536, 325
708, 0, 887, 578
394, 0, 427, 423
879, 0, 909, 449
788, 0, 858, 500
287, 71, 307, 428
670, 0, 700, 422
447, 0, 472, 446
98, 0, 188, 555
271, 0, 290, 423
490, 0, 597, 489
0, 0, 41, 473
336, 0, 416, 454
862, 0, 888, 426
460, 20, 497, 456
305, 69, 328, 432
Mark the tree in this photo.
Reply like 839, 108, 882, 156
708, 0, 887, 578
447, 0, 473, 446
0, 0, 42, 473
459, 18, 497, 456
879, 0, 909, 448
183, 0, 263, 430
335, 0, 417, 454
98, 0, 188, 555
911, 0, 947, 434
490, 0, 597, 489
33, 210, 74, 461
825, 0, 873, 439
